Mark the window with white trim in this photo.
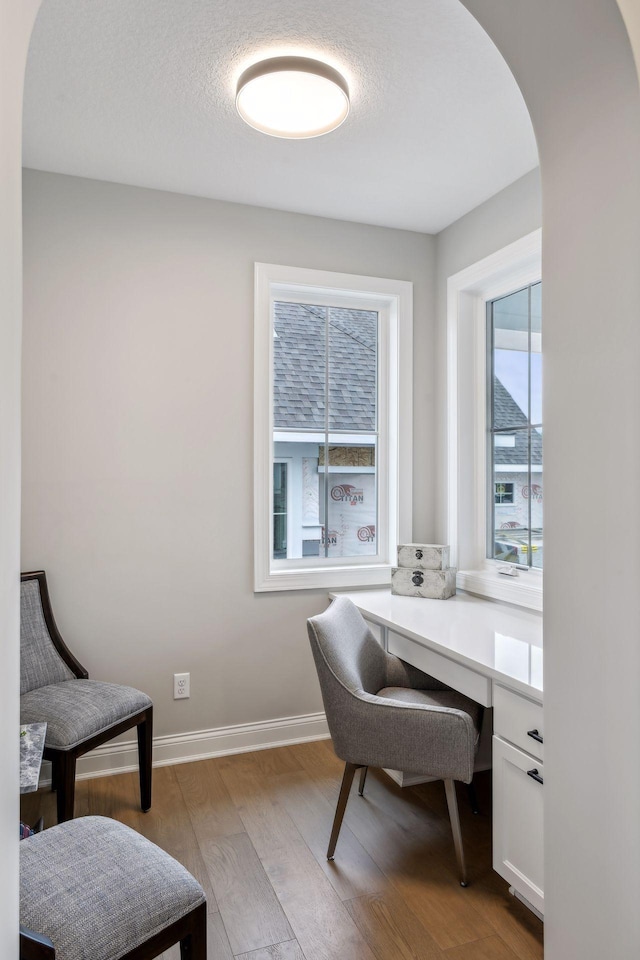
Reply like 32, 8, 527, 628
494, 481, 515, 505
488, 282, 543, 569
254, 264, 412, 592
447, 231, 542, 610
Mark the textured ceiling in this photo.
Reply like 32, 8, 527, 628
23, 0, 538, 233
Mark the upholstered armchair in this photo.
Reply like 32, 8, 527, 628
20, 570, 153, 823
20, 816, 206, 960
307, 596, 483, 885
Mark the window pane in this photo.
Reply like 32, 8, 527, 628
492, 287, 529, 428
328, 307, 378, 432
530, 282, 542, 424
530, 427, 543, 569
493, 457, 526, 561
495, 481, 514, 504
273, 462, 287, 559
273, 439, 321, 560
493, 428, 529, 471
272, 302, 379, 563
273, 302, 326, 430
321, 443, 377, 558
489, 282, 542, 569
530, 281, 542, 334
491, 435, 543, 566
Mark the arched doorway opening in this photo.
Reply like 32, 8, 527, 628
2, 4, 640, 958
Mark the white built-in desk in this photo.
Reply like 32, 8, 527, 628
330, 589, 542, 704
330, 589, 544, 916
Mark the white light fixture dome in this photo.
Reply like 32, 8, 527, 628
236, 56, 350, 139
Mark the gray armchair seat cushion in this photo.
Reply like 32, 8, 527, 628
20, 816, 205, 960
20, 680, 152, 750
376, 686, 483, 731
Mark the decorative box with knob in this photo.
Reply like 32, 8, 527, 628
391, 544, 456, 599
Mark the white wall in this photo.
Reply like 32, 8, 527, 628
0, 2, 41, 957
461, 3, 640, 958
434, 168, 542, 543
21, 169, 434, 741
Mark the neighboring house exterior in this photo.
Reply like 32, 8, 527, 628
492, 377, 543, 566
273, 303, 543, 565
273, 301, 377, 560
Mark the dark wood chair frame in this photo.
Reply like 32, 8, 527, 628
19, 899, 207, 959
20, 570, 153, 824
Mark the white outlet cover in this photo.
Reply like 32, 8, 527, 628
173, 673, 190, 699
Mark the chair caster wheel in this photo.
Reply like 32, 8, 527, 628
327, 856, 335, 861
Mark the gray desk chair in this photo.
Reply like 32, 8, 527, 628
20, 816, 206, 960
20, 571, 153, 823
307, 596, 482, 886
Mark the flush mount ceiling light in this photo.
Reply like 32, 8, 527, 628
236, 56, 350, 139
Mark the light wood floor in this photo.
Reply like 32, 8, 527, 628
20, 740, 543, 960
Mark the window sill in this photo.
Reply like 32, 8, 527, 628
255, 563, 392, 593
457, 568, 542, 611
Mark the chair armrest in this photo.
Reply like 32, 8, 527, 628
20, 926, 55, 960
332, 690, 477, 783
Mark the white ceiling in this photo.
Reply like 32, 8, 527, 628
22, 0, 538, 234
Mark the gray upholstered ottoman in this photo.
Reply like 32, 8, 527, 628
20, 816, 206, 960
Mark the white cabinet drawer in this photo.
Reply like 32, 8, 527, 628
493, 684, 544, 761
493, 735, 544, 915
388, 630, 492, 706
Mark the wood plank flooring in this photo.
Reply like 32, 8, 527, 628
20, 740, 543, 960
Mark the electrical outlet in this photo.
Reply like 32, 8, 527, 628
173, 672, 190, 699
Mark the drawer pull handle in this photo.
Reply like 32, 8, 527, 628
527, 768, 544, 785
527, 729, 544, 744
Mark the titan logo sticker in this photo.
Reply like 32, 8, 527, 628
321, 528, 339, 546
331, 483, 364, 505
523, 484, 543, 502
357, 525, 376, 543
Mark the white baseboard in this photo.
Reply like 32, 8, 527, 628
39, 711, 330, 785
36, 708, 491, 789
509, 886, 544, 920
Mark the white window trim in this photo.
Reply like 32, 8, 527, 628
255, 263, 413, 592
447, 230, 542, 610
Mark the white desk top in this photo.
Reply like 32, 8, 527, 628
331, 589, 543, 703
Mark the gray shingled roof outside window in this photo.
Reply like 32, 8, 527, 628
493, 378, 543, 466
273, 303, 377, 432
273, 303, 542, 468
